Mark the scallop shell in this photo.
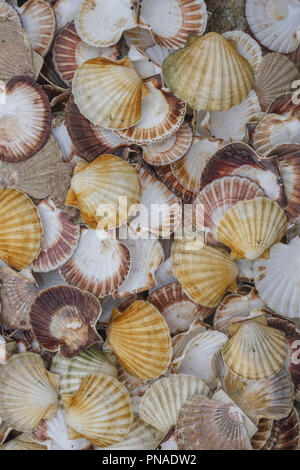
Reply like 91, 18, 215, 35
253, 237, 300, 319
29, 285, 102, 357
124, 26, 155, 49
0, 352, 59, 432
194, 176, 265, 242
60, 228, 131, 298
32, 198, 80, 273
62, 373, 134, 447
142, 122, 193, 167
0, 266, 39, 330
251, 419, 279, 450
53, 0, 82, 30
0, 17, 35, 82
148, 282, 213, 335
115, 75, 186, 145
0, 3, 22, 26
117, 363, 156, 413
0, 434, 47, 451
51, 346, 118, 396
74, 0, 136, 47
0, 77, 51, 162
65, 154, 141, 229
172, 234, 238, 308
216, 198, 287, 260
139, 374, 210, 434
127, 46, 162, 79
273, 408, 300, 450
245, 0, 300, 54
0, 188, 42, 271
176, 395, 252, 450
107, 300, 172, 380
222, 30, 262, 73
254, 53, 300, 112
162, 33, 254, 111
18, 0, 56, 56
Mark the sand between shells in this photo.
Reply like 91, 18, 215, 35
0, 0, 299, 451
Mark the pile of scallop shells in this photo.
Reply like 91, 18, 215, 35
0, 0, 299, 451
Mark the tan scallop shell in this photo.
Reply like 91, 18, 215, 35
0, 434, 47, 451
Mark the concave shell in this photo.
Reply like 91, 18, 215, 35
253, 237, 300, 318
139, 374, 210, 434
124, 26, 155, 49
162, 32, 254, 111
245, 0, 300, 54
213, 289, 266, 336
200, 142, 286, 204
0, 188, 42, 271
150, 256, 177, 293
0, 3, 22, 26
74, 0, 136, 47
62, 373, 134, 447
114, 234, 164, 298
0, 76, 51, 162
142, 122, 193, 167
102, 416, 164, 450
65, 154, 141, 229
29, 285, 102, 357
0, 266, 39, 330
60, 228, 131, 298
51, 346, 117, 396
139, 0, 207, 49
216, 198, 287, 260
0, 433, 47, 451
254, 53, 300, 112
194, 176, 265, 242
176, 395, 252, 450
33, 198, 80, 273
273, 408, 300, 450
18, 0, 56, 56
129, 167, 182, 237
117, 363, 156, 413
0, 352, 59, 432
222, 30, 262, 74
156, 165, 195, 203
107, 300, 172, 380
252, 111, 300, 157
115, 75, 186, 144
73, 57, 147, 129
148, 282, 213, 335
0, 17, 35, 81
208, 90, 262, 142
53, 0, 82, 30
171, 234, 238, 308
222, 316, 288, 380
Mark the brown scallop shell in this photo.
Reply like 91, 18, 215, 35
251, 418, 280, 450
273, 408, 300, 450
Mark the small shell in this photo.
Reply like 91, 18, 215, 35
139, 374, 210, 434
107, 300, 172, 380
148, 282, 213, 335
245, 0, 300, 54
222, 30, 262, 73
0, 77, 51, 162
51, 346, 118, 396
0, 352, 59, 432
33, 198, 80, 273
176, 395, 252, 450
0, 188, 42, 271
29, 285, 102, 357
162, 33, 254, 111
142, 122, 193, 167
124, 27, 155, 49
63, 373, 134, 447
172, 234, 238, 308
60, 228, 131, 298
18, 0, 56, 56
0, 266, 39, 330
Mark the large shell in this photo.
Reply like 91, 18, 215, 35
0, 352, 59, 432
51, 346, 118, 396
176, 395, 252, 450
253, 237, 300, 318
245, 0, 300, 54
107, 300, 172, 380
162, 33, 254, 111
0, 266, 39, 330
60, 228, 131, 298
73, 57, 146, 129
62, 373, 134, 447
0, 188, 42, 270
172, 235, 238, 308
66, 155, 140, 229
0, 77, 51, 162
216, 198, 287, 260
139, 374, 210, 434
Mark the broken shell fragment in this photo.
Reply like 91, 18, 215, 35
0, 3, 22, 26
